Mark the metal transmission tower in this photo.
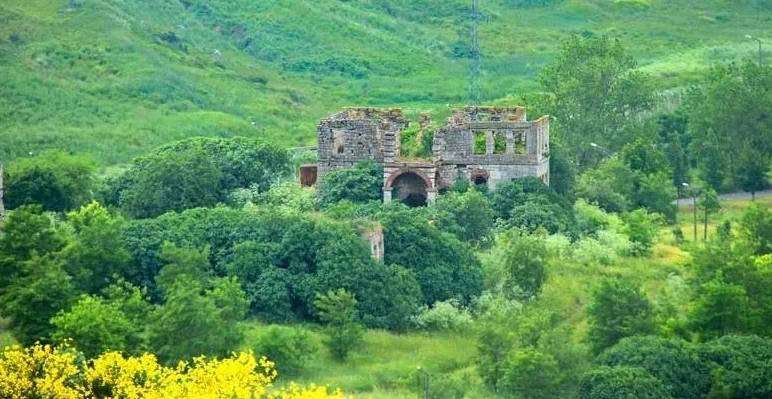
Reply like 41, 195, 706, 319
469, 0, 482, 105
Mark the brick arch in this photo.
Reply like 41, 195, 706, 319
385, 169, 433, 190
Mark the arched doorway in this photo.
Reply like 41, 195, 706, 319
391, 172, 429, 207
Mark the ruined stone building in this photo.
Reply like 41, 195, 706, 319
309, 106, 550, 207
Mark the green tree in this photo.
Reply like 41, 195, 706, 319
109, 137, 290, 217
434, 189, 494, 245
586, 279, 655, 354
149, 244, 247, 363
738, 204, 772, 255
539, 35, 653, 167
50, 295, 136, 358
0, 205, 66, 289
684, 61, 771, 190
60, 202, 130, 293
4, 150, 95, 212
689, 277, 751, 339
597, 336, 711, 399
314, 289, 364, 361
500, 347, 562, 399
736, 145, 768, 200
476, 317, 514, 393
252, 325, 318, 376
119, 148, 223, 218
699, 335, 772, 399
495, 230, 548, 301
577, 158, 636, 213
0, 255, 77, 345
697, 187, 720, 241
579, 366, 672, 399
315, 161, 383, 208
622, 209, 661, 256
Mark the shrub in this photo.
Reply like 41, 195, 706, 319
50, 295, 136, 358
252, 325, 318, 376
698, 335, 772, 399
4, 150, 95, 212
579, 366, 671, 399
597, 336, 711, 399
500, 348, 562, 399
412, 299, 473, 332
316, 161, 383, 208
587, 279, 655, 354
314, 289, 363, 361
496, 230, 549, 301
434, 189, 495, 245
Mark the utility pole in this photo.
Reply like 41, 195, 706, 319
469, 0, 482, 105
0, 163, 5, 226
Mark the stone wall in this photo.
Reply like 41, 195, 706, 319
317, 108, 407, 179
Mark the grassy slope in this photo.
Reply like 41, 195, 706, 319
1, 0, 770, 165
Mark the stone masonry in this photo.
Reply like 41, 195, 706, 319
315, 106, 550, 206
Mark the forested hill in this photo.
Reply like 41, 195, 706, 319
1, 0, 769, 164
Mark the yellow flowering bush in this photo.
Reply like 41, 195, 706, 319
0, 343, 346, 399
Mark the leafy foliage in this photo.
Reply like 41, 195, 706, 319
252, 325, 318, 376
579, 366, 672, 399
586, 279, 655, 354
314, 289, 364, 361
316, 162, 383, 208
4, 151, 95, 212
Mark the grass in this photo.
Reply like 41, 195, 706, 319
675, 195, 772, 242
1, 0, 769, 166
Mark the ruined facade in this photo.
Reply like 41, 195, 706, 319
315, 106, 550, 206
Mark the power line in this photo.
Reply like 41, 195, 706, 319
469, 0, 482, 105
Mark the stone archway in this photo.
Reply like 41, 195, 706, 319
386, 170, 431, 207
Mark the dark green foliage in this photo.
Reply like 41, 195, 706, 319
597, 336, 712, 399
121, 207, 418, 329
539, 35, 653, 167
314, 289, 364, 361
111, 137, 289, 218
4, 150, 95, 212
316, 162, 384, 208
0, 205, 66, 289
497, 230, 548, 301
622, 209, 661, 256
500, 347, 562, 399
0, 255, 77, 345
118, 148, 223, 218
434, 189, 494, 245
149, 276, 247, 363
252, 325, 318, 376
587, 279, 655, 354
357, 265, 423, 331
739, 204, 772, 255
698, 335, 772, 399
684, 61, 771, 191
688, 238, 771, 338
548, 140, 577, 197
50, 295, 136, 358
60, 202, 131, 293
577, 159, 635, 213
579, 366, 672, 399
656, 113, 691, 188
380, 205, 483, 305
491, 177, 574, 235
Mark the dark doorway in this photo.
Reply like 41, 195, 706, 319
392, 172, 429, 207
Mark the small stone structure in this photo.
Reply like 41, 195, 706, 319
315, 106, 550, 207
358, 223, 384, 261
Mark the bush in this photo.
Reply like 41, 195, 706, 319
597, 336, 711, 399
622, 209, 661, 256
252, 325, 318, 376
4, 150, 95, 212
500, 348, 562, 399
51, 295, 136, 358
316, 162, 383, 208
579, 366, 672, 399
434, 189, 494, 245
314, 289, 363, 361
412, 299, 473, 332
587, 279, 655, 354
698, 335, 772, 399
495, 230, 549, 301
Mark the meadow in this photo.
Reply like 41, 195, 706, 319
1, 0, 769, 164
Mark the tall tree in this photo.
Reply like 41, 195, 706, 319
684, 61, 772, 191
539, 35, 653, 167
586, 278, 655, 354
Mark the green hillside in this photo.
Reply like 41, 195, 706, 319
1, 0, 769, 164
